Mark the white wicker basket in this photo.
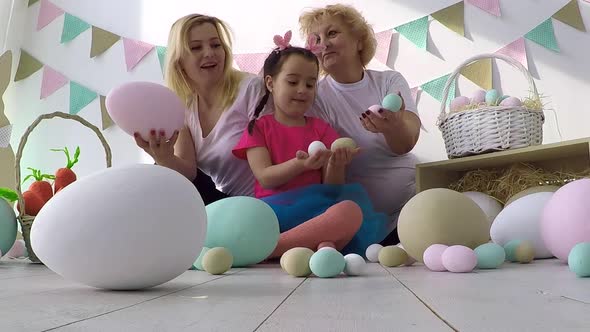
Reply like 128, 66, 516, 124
437, 53, 545, 159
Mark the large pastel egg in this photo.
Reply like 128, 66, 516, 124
470, 90, 487, 104
105, 82, 186, 140
423, 244, 448, 272
30, 164, 207, 290
541, 179, 590, 262
398, 189, 490, 262
485, 89, 500, 106
205, 196, 279, 267
309, 248, 345, 278
0, 198, 17, 255
450, 96, 470, 112
499, 97, 522, 107
568, 242, 590, 277
490, 192, 553, 258
474, 242, 505, 269
382, 93, 402, 112
442, 245, 477, 273
463, 191, 503, 225
505, 185, 560, 206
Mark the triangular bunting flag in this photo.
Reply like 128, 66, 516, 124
466, 0, 501, 17
525, 19, 559, 52
496, 38, 528, 69
374, 30, 393, 65
234, 53, 268, 75
420, 73, 456, 106
14, 50, 43, 81
90, 26, 120, 58
156, 46, 167, 74
431, 1, 465, 36
0, 124, 12, 148
28, 0, 40, 6
40, 66, 68, 99
100, 95, 113, 130
0, 50, 12, 128
394, 16, 429, 50
61, 13, 91, 43
70, 81, 97, 115
460, 59, 492, 90
37, 0, 64, 31
552, 0, 586, 32
123, 38, 155, 71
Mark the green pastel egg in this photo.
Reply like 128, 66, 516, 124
192, 246, 210, 271
202, 247, 233, 275
485, 89, 500, 106
309, 248, 345, 278
568, 242, 590, 277
382, 93, 402, 112
475, 243, 505, 269
205, 197, 279, 267
0, 199, 17, 255
504, 239, 522, 262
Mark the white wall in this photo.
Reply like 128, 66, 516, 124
3, 0, 590, 181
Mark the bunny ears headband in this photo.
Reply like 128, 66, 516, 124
273, 30, 325, 55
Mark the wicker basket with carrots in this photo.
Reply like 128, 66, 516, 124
15, 111, 112, 263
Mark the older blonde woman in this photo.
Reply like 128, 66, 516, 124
300, 4, 422, 245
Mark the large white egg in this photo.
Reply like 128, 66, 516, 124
490, 192, 553, 258
30, 164, 206, 290
462, 191, 503, 225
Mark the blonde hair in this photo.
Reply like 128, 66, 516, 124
165, 14, 245, 110
299, 4, 376, 67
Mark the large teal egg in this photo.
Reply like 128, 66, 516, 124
568, 242, 590, 277
309, 248, 345, 278
0, 199, 17, 256
475, 243, 505, 269
204, 197, 279, 267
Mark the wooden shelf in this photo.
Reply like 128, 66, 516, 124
416, 138, 590, 192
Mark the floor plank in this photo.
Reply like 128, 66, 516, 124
52, 265, 304, 332
388, 259, 590, 332
0, 265, 238, 332
257, 263, 453, 332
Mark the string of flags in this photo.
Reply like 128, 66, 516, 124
16, 0, 590, 129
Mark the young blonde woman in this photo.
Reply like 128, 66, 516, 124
300, 4, 422, 245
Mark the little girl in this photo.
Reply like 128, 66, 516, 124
232, 31, 387, 257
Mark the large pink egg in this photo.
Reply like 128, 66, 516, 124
541, 179, 590, 262
106, 82, 186, 140
442, 245, 477, 273
423, 244, 448, 271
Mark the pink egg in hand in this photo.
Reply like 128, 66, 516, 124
423, 244, 448, 271
368, 104, 382, 114
450, 96, 470, 112
441, 245, 477, 273
106, 81, 186, 141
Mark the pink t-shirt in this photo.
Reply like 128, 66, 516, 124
233, 114, 340, 198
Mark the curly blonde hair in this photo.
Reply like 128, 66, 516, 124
299, 4, 376, 67
165, 14, 245, 110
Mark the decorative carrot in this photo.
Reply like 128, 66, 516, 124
23, 167, 55, 202
51, 146, 80, 194
17, 190, 45, 216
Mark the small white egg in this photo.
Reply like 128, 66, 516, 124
365, 243, 383, 262
308, 141, 327, 156
344, 254, 367, 276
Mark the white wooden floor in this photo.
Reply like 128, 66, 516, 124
0, 258, 589, 331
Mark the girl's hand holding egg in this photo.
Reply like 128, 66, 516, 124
328, 138, 360, 167
295, 141, 332, 170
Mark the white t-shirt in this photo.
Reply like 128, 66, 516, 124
185, 74, 268, 197
310, 70, 420, 229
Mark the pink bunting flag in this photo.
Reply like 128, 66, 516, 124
466, 0, 501, 17
234, 53, 268, 75
123, 38, 155, 72
37, 0, 64, 31
495, 37, 528, 69
374, 30, 393, 65
40, 66, 69, 99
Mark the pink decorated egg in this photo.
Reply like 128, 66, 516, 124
368, 104, 382, 113
541, 179, 590, 262
470, 90, 486, 104
499, 96, 522, 107
442, 245, 477, 273
423, 244, 448, 271
106, 81, 186, 141
450, 96, 470, 112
